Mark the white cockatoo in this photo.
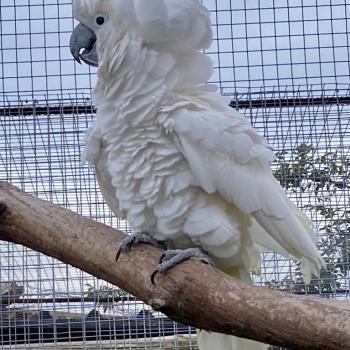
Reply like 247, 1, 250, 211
70, 1, 325, 349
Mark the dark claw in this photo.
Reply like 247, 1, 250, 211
115, 245, 123, 262
159, 252, 166, 263
115, 236, 136, 262
115, 233, 166, 263
151, 270, 159, 285
152, 251, 180, 285
115, 249, 122, 262
159, 251, 170, 264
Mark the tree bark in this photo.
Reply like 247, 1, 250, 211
0, 181, 349, 350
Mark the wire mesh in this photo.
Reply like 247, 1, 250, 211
0, 0, 349, 349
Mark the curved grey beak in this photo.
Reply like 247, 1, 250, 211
70, 23, 99, 67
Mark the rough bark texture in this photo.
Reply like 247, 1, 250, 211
0, 181, 349, 350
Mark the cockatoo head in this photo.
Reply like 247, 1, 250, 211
70, 0, 213, 68
70, 0, 135, 67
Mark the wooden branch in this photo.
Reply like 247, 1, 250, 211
0, 182, 349, 350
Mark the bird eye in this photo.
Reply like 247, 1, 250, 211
96, 16, 105, 25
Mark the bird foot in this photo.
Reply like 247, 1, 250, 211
151, 248, 213, 285
115, 233, 165, 262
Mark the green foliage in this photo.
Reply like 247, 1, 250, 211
85, 283, 128, 313
270, 144, 350, 295
86, 283, 128, 297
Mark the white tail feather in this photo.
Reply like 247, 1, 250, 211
197, 331, 268, 350
197, 269, 268, 350
253, 204, 325, 284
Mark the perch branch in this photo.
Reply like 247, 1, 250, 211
0, 182, 349, 350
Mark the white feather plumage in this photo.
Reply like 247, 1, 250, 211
74, 0, 325, 348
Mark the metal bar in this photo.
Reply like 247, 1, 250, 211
5, 296, 137, 304
0, 105, 96, 117
4, 290, 348, 305
1, 95, 350, 117
229, 95, 350, 109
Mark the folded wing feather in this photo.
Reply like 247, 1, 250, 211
170, 105, 324, 282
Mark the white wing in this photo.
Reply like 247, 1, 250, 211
164, 99, 324, 282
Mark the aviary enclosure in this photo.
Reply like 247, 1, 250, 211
0, 0, 349, 349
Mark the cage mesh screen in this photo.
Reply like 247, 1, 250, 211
0, 0, 349, 349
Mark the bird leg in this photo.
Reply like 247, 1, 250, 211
115, 233, 166, 262
151, 248, 213, 285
